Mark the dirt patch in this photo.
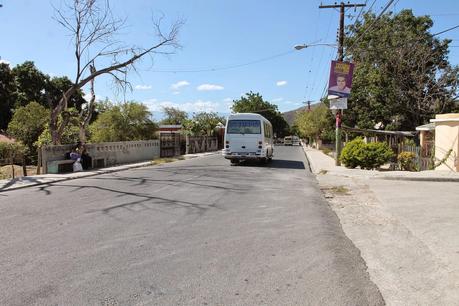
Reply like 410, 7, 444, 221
320, 185, 351, 196
0, 165, 38, 180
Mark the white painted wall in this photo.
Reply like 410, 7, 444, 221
42, 140, 160, 173
431, 114, 459, 172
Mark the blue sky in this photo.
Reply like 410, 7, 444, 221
1, 0, 459, 120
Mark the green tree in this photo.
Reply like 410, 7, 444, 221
7, 102, 50, 158
183, 112, 226, 136
0, 63, 16, 131
345, 10, 459, 130
231, 92, 289, 137
36, 108, 81, 146
2, 61, 86, 130
46, 76, 86, 110
160, 106, 188, 125
12, 61, 48, 108
294, 103, 334, 144
89, 101, 158, 142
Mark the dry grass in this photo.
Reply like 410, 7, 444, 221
321, 185, 351, 195
0, 165, 38, 180
151, 157, 179, 165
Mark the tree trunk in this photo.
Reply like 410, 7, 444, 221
37, 147, 42, 175
10, 155, 15, 179
22, 157, 27, 177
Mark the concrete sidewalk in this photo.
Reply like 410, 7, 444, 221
303, 145, 459, 182
304, 146, 459, 305
0, 151, 220, 192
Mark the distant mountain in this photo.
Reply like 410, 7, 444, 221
282, 104, 319, 127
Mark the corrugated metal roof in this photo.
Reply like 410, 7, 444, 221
415, 123, 435, 131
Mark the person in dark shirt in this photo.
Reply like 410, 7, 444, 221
79, 144, 92, 170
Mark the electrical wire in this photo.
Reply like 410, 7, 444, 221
346, 0, 396, 53
150, 50, 295, 73
307, 12, 335, 101
433, 24, 459, 36
354, 0, 369, 23
303, 8, 322, 101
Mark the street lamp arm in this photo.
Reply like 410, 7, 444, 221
294, 43, 338, 50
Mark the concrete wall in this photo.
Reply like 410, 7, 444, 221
431, 114, 459, 172
186, 136, 218, 154
42, 140, 160, 174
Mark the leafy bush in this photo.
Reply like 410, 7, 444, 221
398, 151, 417, 171
340, 137, 365, 168
0, 142, 27, 160
321, 147, 332, 155
341, 138, 394, 170
362, 142, 394, 170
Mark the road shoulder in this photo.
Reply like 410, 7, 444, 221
305, 146, 459, 305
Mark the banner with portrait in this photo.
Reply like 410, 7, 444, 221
328, 61, 354, 98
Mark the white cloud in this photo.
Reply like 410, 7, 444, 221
197, 84, 224, 91
172, 91, 180, 95
271, 97, 284, 102
144, 99, 223, 114
0, 59, 10, 65
223, 97, 233, 102
135, 84, 152, 90
276, 80, 287, 87
170, 80, 190, 90
143, 98, 158, 105
183, 100, 219, 112
83, 93, 104, 102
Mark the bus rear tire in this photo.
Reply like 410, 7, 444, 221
230, 159, 239, 166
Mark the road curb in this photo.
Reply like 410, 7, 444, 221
0, 162, 153, 193
377, 176, 459, 182
0, 151, 222, 192
302, 146, 459, 183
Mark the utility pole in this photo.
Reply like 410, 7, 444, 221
319, 2, 365, 166
303, 100, 312, 112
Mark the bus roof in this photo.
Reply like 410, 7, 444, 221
227, 113, 270, 123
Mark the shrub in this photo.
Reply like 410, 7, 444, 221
398, 151, 417, 171
0, 142, 27, 161
340, 138, 394, 170
362, 142, 394, 170
340, 137, 365, 168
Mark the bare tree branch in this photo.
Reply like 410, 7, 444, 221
50, 0, 183, 144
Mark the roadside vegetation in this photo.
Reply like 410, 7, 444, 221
294, 9, 459, 169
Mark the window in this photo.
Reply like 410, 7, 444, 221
227, 120, 261, 134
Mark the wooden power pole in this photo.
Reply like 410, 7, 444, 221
319, 2, 365, 165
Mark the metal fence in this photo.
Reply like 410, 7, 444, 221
400, 145, 433, 171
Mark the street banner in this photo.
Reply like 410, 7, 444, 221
328, 61, 354, 98
329, 98, 348, 110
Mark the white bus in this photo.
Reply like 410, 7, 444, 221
222, 113, 274, 164
292, 135, 300, 146
284, 136, 292, 146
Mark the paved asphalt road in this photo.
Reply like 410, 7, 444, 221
0, 146, 384, 306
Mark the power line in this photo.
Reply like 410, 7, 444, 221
303, 9, 323, 100
150, 50, 295, 73
346, 0, 396, 53
429, 13, 459, 16
307, 13, 335, 101
354, 0, 369, 24
433, 24, 459, 36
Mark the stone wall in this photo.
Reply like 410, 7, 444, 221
41, 140, 160, 174
186, 136, 218, 154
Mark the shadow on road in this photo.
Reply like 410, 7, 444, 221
32, 170, 247, 217
236, 159, 306, 170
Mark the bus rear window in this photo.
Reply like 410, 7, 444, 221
227, 120, 261, 134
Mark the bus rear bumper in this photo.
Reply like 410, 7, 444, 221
222, 152, 266, 160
